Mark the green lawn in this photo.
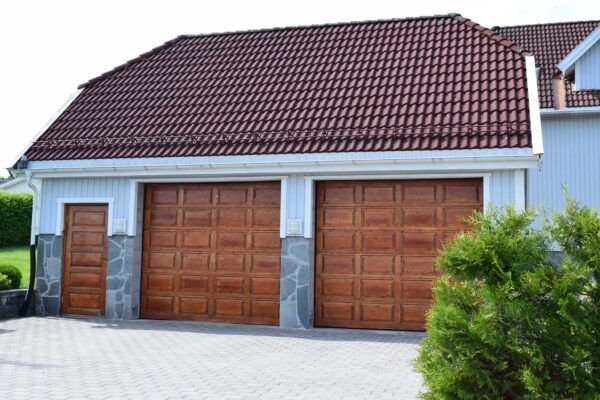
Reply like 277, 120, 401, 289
0, 246, 31, 289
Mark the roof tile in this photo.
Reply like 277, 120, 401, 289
495, 20, 600, 109
27, 14, 532, 161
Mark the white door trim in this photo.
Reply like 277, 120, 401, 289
302, 172, 492, 239
128, 176, 288, 238
56, 197, 114, 236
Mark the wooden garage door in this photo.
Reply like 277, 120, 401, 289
315, 179, 482, 330
141, 182, 281, 325
61, 204, 108, 316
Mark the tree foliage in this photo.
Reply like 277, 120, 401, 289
415, 198, 599, 399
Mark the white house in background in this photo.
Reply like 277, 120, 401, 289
9, 14, 544, 329
0, 178, 33, 193
496, 21, 600, 215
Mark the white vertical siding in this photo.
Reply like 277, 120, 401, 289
529, 114, 600, 215
38, 171, 520, 236
286, 174, 305, 220
490, 170, 515, 208
575, 40, 600, 90
39, 178, 130, 234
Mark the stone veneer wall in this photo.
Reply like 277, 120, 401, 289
36, 234, 140, 319
280, 237, 314, 328
106, 236, 137, 319
36, 234, 63, 316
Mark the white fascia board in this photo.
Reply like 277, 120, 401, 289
9, 88, 84, 171
540, 106, 600, 116
557, 26, 600, 73
525, 56, 544, 155
21, 148, 539, 179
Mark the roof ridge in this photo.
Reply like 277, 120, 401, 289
178, 13, 461, 40
454, 15, 530, 56
78, 13, 462, 89
493, 19, 600, 30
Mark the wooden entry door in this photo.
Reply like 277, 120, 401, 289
61, 204, 109, 316
315, 179, 483, 331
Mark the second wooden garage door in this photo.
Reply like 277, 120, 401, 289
315, 179, 482, 330
141, 182, 281, 325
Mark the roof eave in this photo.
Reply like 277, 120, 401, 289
557, 25, 600, 73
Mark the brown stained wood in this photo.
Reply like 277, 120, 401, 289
141, 182, 281, 325
315, 179, 483, 331
61, 204, 108, 316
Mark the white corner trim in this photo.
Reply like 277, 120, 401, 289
303, 172, 493, 239
525, 56, 544, 155
303, 178, 315, 238
56, 197, 114, 236
514, 169, 526, 211
24, 174, 42, 244
127, 181, 138, 236
11, 88, 84, 168
482, 174, 492, 214
557, 25, 600, 73
540, 106, 600, 116
280, 177, 288, 238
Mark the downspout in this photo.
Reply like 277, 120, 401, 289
20, 170, 39, 316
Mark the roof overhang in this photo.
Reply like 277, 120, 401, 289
540, 106, 600, 116
0, 177, 26, 190
12, 148, 540, 179
557, 25, 600, 74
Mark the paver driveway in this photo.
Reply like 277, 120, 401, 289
0, 317, 425, 399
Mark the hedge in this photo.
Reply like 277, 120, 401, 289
0, 264, 21, 289
0, 191, 33, 247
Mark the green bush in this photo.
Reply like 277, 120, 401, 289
0, 273, 10, 291
414, 199, 599, 400
0, 264, 22, 289
0, 191, 32, 247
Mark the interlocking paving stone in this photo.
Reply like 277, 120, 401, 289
0, 317, 426, 399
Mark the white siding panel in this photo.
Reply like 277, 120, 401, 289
576, 40, 600, 90
490, 170, 515, 208
529, 114, 600, 215
38, 172, 520, 236
39, 178, 130, 234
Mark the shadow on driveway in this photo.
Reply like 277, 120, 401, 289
57, 316, 426, 344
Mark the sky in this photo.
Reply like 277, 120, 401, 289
0, 0, 598, 177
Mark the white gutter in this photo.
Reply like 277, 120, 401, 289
540, 106, 600, 116
525, 55, 544, 155
19, 154, 540, 179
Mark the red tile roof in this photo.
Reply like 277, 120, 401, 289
26, 14, 533, 161
495, 20, 600, 109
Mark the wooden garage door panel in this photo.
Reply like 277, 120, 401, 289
315, 179, 482, 331
61, 204, 108, 316
141, 182, 280, 325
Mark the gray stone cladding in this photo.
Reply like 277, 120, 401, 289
105, 235, 136, 319
35, 234, 139, 319
279, 237, 314, 328
35, 234, 63, 316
